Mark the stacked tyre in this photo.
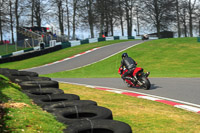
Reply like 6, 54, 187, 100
0, 68, 132, 133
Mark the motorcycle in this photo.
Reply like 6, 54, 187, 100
118, 65, 151, 90
142, 34, 149, 41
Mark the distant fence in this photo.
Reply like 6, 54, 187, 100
198, 37, 200, 42
0, 36, 136, 64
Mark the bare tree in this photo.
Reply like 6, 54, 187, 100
95, 0, 105, 37
79, 0, 96, 38
179, 1, 188, 37
140, 0, 176, 38
118, 0, 125, 36
187, 0, 197, 37
124, 0, 134, 36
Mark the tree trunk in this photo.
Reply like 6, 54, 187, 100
105, 12, 109, 36
72, 0, 77, 40
100, 12, 104, 37
188, 0, 196, 37
129, 1, 133, 36
176, 0, 181, 37
184, 21, 187, 37
199, 20, 200, 36
0, 3, 2, 43
9, 0, 14, 44
0, 15, 2, 43
136, 6, 140, 36
36, 0, 41, 27
120, 17, 124, 36
126, 6, 129, 36
154, 0, 160, 38
125, 0, 132, 36
66, 0, 70, 40
57, 0, 64, 35
15, 0, 19, 50
87, 0, 94, 38
189, 0, 193, 37
31, 0, 34, 27
182, 7, 187, 37
110, 18, 114, 36
110, 0, 114, 36
118, 0, 124, 36
157, 23, 161, 38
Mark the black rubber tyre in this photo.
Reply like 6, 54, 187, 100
10, 71, 38, 77
6, 76, 51, 83
33, 94, 80, 107
19, 80, 59, 90
53, 106, 113, 125
63, 119, 132, 133
22, 88, 64, 98
140, 77, 151, 90
0, 69, 18, 75
43, 100, 98, 113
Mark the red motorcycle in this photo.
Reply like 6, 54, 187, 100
118, 65, 151, 90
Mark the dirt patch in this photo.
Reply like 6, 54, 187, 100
0, 102, 30, 109
0, 101, 5, 132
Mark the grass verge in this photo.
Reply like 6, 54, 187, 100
0, 40, 134, 70
45, 37, 200, 78
0, 75, 65, 132
60, 83, 200, 132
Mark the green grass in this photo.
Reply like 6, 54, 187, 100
0, 40, 134, 70
0, 75, 66, 132
45, 37, 200, 78
1, 38, 200, 132
0, 45, 26, 56
60, 83, 200, 132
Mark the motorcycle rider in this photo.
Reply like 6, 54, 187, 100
120, 53, 137, 83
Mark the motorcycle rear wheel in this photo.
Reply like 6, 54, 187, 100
140, 77, 151, 90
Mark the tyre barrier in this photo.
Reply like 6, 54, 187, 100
43, 100, 98, 113
9, 71, 39, 77
5, 76, 51, 83
52, 106, 113, 125
63, 119, 132, 133
32, 94, 80, 107
19, 80, 59, 90
0, 68, 18, 75
0, 68, 132, 132
22, 88, 64, 98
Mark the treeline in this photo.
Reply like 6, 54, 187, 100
0, 0, 200, 42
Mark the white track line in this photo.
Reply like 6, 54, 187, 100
58, 81, 200, 114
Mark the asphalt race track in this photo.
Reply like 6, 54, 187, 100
52, 78, 200, 106
26, 40, 143, 74
26, 40, 200, 108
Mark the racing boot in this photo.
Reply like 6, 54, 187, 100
125, 76, 133, 81
132, 76, 137, 86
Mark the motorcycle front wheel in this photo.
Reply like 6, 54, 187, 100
140, 77, 151, 90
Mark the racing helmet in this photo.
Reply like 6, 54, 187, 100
122, 53, 128, 59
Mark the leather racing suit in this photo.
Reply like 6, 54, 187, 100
120, 57, 137, 81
